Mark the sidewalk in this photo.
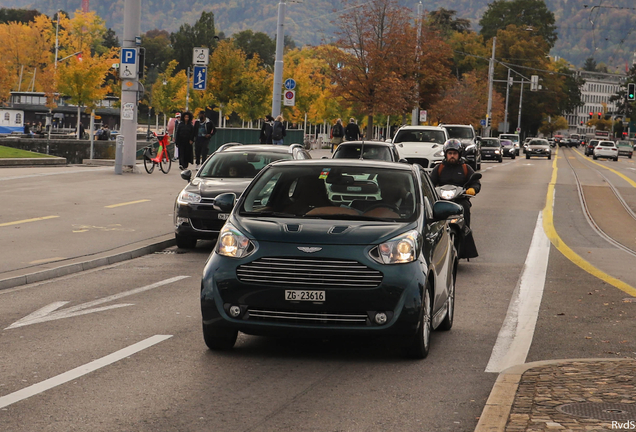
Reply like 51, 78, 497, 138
476, 359, 636, 431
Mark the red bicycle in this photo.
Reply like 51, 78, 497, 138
143, 132, 172, 174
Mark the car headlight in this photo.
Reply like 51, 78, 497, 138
370, 230, 420, 264
433, 150, 444, 158
494, 150, 500, 154
216, 223, 257, 258
177, 191, 201, 204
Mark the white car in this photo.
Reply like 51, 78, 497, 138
593, 141, 619, 161
392, 126, 448, 171
499, 134, 520, 154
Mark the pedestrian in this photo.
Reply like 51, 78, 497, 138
175, 111, 195, 170
345, 118, 361, 141
23, 122, 31, 135
102, 125, 111, 140
331, 118, 344, 153
167, 112, 181, 159
259, 115, 274, 144
272, 115, 286, 145
193, 110, 217, 168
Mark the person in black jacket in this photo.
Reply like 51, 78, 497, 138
430, 139, 481, 258
344, 118, 361, 141
259, 115, 274, 144
193, 111, 217, 167
175, 111, 195, 170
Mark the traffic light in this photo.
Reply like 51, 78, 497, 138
487, 117, 492, 127
628, 83, 635, 101
589, 112, 593, 120
597, 112, 602, 119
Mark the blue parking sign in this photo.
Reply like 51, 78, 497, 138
480, 119, 486, 127
120, 48, 138, 79
193, 66, 207, 90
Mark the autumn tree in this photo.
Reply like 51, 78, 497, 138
325, 0, 422, 138
539, 116, 568, 136
232, 56, 271, 123
204, 39, 248, 123
150, 60, 186, 121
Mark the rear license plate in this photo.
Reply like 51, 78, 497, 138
217, 213, 229, 220
285, 290, 325, 302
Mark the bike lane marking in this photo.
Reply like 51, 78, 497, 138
0, 215, 59, 227
104, 199, 151, 208
0, 335, 172, 409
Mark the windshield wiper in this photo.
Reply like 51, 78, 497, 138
240, 211, 297, 218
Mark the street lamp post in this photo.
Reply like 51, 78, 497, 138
271, 0, 286, 118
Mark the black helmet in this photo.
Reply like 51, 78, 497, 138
443, 139, 463, 157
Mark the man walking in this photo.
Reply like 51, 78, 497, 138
345, 118, 361, 141
193, 111, 217, 167
331, 118, 344, 153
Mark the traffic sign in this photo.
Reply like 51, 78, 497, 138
284, 90, 296, 106
120, 48, 138, 79
193, 47, 209, 66
284, 78, 296, 90
419, 110, 427, 123
193, 66, 207, 90
515, 127, 521, 133
480, 119, 486, 127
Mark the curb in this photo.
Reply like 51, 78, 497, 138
474, 357, 635, 432
0, 157, 67, 166
0, 236, 175, 291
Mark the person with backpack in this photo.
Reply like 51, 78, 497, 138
175, 111, 195, 170
430, 139, 481, 258
193, 110, 217, 168
344, 118, 361, 141
272, 115, 286, 145
331, 118, 344, 153
259, 115, 274, 144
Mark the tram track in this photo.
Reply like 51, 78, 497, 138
561, 146, 636, 258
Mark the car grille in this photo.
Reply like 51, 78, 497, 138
406, 158, 429, 168
247, 308, 369, 326
237, 257, 383, 288
190, 217, 226, 231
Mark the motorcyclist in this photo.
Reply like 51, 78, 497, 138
430, 139, 481, 258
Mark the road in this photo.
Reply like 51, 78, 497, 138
1, 148, 635, 431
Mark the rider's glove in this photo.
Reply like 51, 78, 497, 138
466, 188, 476, 196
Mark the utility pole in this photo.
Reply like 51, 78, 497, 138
185, 67, 191, 111
54, 11, 60, 69
503, 68, 511, 133
517, 79, 525, 135
411, 1, 423, 125
119, 0, 141, 172
271, 0, 286, 118
486, 37, 496, 137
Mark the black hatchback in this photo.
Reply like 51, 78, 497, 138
200, 160, 463, 358
174, 144, 310, 248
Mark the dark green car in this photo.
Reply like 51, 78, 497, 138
200, 160, 463, 358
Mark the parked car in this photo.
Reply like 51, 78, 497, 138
525, 139, 552, 159
440, 124, 481, 171
593, 141, 619, 161
174, 144, 311, 248
500, 139, 517, 158
332, 141, 402, 162
392, 125, 448, 171
200, 159, 463, 358
616, 140, 633, 159
585, 139, 600, 156
479, 138, 503, 162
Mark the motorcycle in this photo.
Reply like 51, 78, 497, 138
435, 172, 482, 259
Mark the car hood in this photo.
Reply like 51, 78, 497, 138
398, 142, 443, 157
184, 177, 253, 198
527, 145, 549, 150
235, 217, 417, 245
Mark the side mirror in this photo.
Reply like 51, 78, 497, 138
467, 173, 482, 183
213, 193, 236, 213
432, 201, 463, 222
181, 169, 192, 182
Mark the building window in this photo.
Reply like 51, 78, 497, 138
4, 113, 9, 121
15, 113, 22, 124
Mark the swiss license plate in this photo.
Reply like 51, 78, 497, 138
285, 290, 325, 302
217, 213, 229, 220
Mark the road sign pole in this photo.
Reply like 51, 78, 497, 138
486, 37, 496, 137
272, 0, 286, 118
119, 0, 141, 173
186, 67, 190, 111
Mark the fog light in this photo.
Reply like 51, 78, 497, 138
374, 312, 387, 325
229, 305, 241, 318
176, 217, 190, 226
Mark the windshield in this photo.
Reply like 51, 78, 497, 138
198, 151, 291, 178
393, 129, 445, 144
481, 139, 500, 148
333, 144, 393, 161
599, 141, 615, 147
444, 126, 474, 140
529, 140, 548, 146
499, 134, 519, 143
240, 165, 418, 222
500, 140, 513, 146
617, 141, 632, 147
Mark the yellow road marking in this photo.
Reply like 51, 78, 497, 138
572, 150, 636, 188
73, 229, 89, 233
543, 149, 636, 297
0, 216, 59, 227
105, 199, 151, 208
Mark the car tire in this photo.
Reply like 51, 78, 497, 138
629, 154, 633, 159
548, 154, 552, 160
202, 324, 238, 350
405, 282, 432, 359
511, 155, 516, 159
437, 267, 456, 332
593, 155, 597, 160
176, 234, 197, 249
614, 157, 619, 161
526, 154, 530, 159
477, 161, 481, 171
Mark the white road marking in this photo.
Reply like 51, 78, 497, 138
485, 212, 551, 373
5, 276, 190, 329
0, 167, 112, 182
0, 335, 172, 409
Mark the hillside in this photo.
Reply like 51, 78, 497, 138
5, 0, 636, 70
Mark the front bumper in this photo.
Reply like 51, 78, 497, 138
200, 242, 427, 338
526, 149, 551, 157
174, 201, 228, 239
480, 151, 501, 160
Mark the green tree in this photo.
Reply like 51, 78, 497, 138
170, 11, 218, 72
142, 29, 173, 72
582, 57, 596, 72
479, 0, 557, 49
232, 57, 271, 122
0, 8, 40, 24
610, 65, 636, 119
427, 8, 471, 38
103, 28, 119, 49
539, 116, 568, 136
205, 40, 248, 122
233, 30, 275, 67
